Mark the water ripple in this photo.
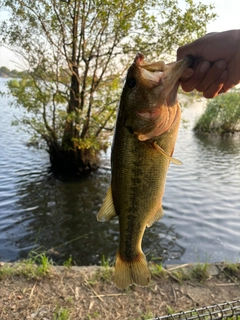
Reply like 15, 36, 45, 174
0, 81, 240, 265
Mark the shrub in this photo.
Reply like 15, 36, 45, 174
194, 91, 240, 133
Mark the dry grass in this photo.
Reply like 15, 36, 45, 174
0, 262, 239, 320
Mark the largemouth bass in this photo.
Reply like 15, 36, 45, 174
97, 53, 192, 289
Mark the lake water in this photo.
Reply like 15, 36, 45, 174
0, 78, 240, 266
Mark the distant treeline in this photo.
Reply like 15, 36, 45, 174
0, 66, 27, 78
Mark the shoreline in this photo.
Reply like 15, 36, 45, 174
0, 260, 239, 319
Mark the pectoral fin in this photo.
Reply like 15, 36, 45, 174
147, 206, 164, 228
153, 141, 182, 165
97, 186, 117, 222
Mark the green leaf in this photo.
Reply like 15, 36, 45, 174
0, 0, 216, 168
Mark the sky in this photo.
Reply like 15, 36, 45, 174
0, 0, 240, 69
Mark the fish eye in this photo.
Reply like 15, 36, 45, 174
126, 77, 137, 88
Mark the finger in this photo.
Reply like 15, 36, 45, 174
195, 60, 226, 92
177, 42, 200, 61
220, 85, 231, 94
177, 45, 189, 61
203, 70, 228, 98
179, 68, 194, 81
180, 60, 211, 92
222, 77, 238, 93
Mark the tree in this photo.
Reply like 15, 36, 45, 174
0, 66, 10, 74
0, 0, 216, 174
0, 66, 26, 77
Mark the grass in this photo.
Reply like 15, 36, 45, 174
63, 255, 73, 268
0, 263, 16, 279
194, 90, 240, 133
1, 257, 240, 320
166, 262, 210, 284
0, 249, 53, 280
53, 307, 70, 320
98, 254, 113, 282
0, 251, 113, 284
87, 254, 113, 285
87, 311, 100, 319
190, 262, 209, 282
223, 261, 240, 278
135, 311, 154, 320
170, 268, 189, 283
26, 249, 53, 275
96, 268, 113, 284
95, 267, 113, 283
100, 254, 111, 268
166, 305, 175, 315
150, 261, 211, 285
150, 262, 167, 279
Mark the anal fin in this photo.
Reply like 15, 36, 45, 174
147, 206, 164, 228
97, 186, 117, 222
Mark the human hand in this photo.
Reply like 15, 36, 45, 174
177, 30, 240, 98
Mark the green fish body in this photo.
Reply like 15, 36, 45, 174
98, 53, 192, 289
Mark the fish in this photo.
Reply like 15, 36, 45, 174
97, 53, 193, 289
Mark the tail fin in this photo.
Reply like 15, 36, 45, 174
114, 251, 151, 289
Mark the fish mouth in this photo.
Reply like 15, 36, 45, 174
122, 53, 193, 141
132, 53, 193, 140
134, 53, 193, 116
135, 52, 193, 104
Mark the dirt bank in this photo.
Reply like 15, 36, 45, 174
0, 262, 239, 320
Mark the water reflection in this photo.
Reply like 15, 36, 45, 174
14, 169, 111, 264
12, 168, 185, 265
162, 104, 240, 264
144, 223, 185, 262
194, 132, 240, 155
